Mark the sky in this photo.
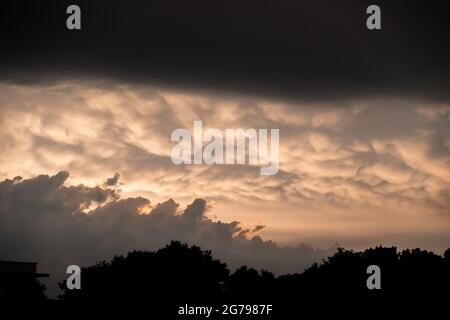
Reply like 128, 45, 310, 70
0, 0, 449, 295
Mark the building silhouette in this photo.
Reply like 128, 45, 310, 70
0, 261, 48, 302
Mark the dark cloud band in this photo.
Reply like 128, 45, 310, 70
1, 0, 449, 101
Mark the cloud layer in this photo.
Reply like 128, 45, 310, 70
1, 82, 449, 211
1, 1, 449, 101
0, 81, 449, 279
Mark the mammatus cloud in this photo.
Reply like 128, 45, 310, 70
0, 81, 450, 253
0, 82, 448, 210
0, 172, 334, 296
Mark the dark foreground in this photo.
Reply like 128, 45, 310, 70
4, 241, 450, 318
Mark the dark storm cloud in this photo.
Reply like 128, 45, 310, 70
103, 172, 120, 187
0, 172, 334, 296
0, 0, 449, 101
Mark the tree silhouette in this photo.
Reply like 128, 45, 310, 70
21, 242, 450, 317
59, 241, 229, 308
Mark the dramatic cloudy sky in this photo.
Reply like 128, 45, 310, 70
0, 0, 449, 295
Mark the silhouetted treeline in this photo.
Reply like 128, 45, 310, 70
9, 242, 450, 318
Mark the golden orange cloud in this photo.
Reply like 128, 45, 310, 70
1, 81, 449, 251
